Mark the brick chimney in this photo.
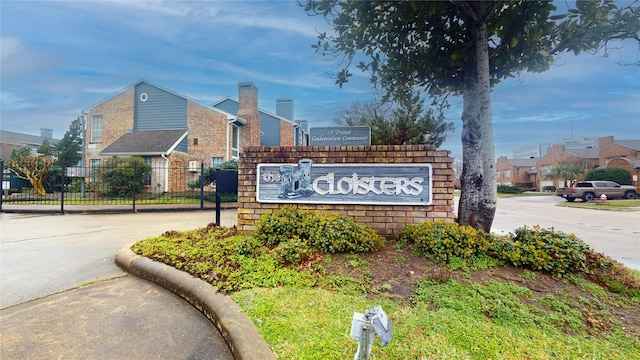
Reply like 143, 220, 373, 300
40, 128, 53, 139
237, 82, 260, 146
276, 98, 294, 121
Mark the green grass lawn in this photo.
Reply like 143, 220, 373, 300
497, 191, 556, 198
558, 199, 640, 210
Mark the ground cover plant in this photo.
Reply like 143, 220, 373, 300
132, 208, 640, 359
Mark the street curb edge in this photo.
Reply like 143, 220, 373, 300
115, 245, 276, 360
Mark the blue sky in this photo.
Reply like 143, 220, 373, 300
1, 0, 638, 158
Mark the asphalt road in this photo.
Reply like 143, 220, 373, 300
489, 195, 640, 271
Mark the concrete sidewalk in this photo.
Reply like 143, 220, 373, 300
0, 276, 233, 360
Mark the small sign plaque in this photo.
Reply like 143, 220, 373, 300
309, 126, 371, 146
256, 159, 432, 205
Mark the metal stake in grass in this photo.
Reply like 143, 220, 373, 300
350, 305, 392, 360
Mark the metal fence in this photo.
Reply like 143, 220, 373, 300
1, 160, 237, 213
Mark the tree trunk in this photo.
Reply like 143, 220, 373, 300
30, 177, 47, 196
457, 4, 496, 233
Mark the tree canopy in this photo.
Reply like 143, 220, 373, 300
7, 147, 53, 196
304, 0, 639, 231
585, 167, 633, 185
334, 94, 454, 146
53, 116, 83, 165
544, 162, 586, 187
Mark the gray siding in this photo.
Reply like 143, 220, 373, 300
261, 113, 281, 146
135, 83, 187, 130
176, 136, 188, 153
213, 99, 239, 115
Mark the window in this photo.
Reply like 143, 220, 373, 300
516, 168, 521, 176
91, 115, 102, 143
232, 125, 239, 159
90, 159, 101, 182
212, 157, 224, 168
503, 169, 511, 178
143, 156, 152, 186
541, 165, 551, 175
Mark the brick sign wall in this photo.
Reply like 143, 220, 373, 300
238, 145, 455, 238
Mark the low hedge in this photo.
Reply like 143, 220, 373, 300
397, 222, 620, 279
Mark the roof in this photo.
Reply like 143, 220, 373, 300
566, 147, 599, 159
613, 139, 640, 151
0, 130, 59, 146
84, 80, 236, 120
211, 97, 297, 127
507, 158, 538, 167
99, 130, 187, 156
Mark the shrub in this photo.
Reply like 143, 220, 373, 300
217, 159, 238, 169
542, 186, 556, 192
254, 206, 316, 246
497, 184, 523, 194
397, 220, 491, 262
584, 250, 640, 296
514, 182, 535, 191
308, 212, 384, 253
186, 178, 201, 190
235, 236, 266, 257
585, 167, 632, 185
273, 236, 318, 265
253, 206, 384, 254
97, 157, 151, 198
491, 226, 590, 276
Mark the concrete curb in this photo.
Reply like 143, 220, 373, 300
115, 245, 276, 360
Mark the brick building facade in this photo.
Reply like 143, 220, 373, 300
496, 156, 538, 190
495, 136, 639, 191
537, 145, 599, 189
83, 81, 306, 192
599, 136, 640, 185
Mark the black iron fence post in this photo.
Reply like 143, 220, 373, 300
0, 159, 4, 213
200, 161, 205, 209
60, 162, 66, 214
132, 161, 137, 213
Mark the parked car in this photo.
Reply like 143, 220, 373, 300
556, 181, 637, 202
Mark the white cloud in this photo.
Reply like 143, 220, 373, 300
0, 36, 25, 62
0, 91, 37, 110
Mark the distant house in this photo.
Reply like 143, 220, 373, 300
0, 129, 59, 190
495, 156, 538, 190
0, 128, 58, 161
500, 135, 640, 191
599, 136, 640, 187
537, 145, 599, 189
83, 80, 308, 193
